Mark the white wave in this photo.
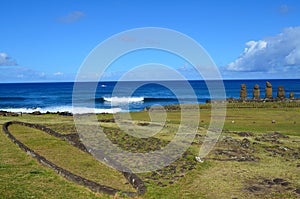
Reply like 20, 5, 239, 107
103, 97, 144, 103
0, 106, 122, 114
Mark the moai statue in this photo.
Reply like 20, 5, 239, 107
265, 81, 272, 99
289, 92, 295, 99
252, 84, 260, 99
240, 84, 247, 100
277, 86, 285, 98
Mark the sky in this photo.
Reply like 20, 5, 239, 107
1, 0, 300, 82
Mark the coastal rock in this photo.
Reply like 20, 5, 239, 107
0, 111, 19, 117
31, 111, 42, 115
240, 84, 247, 100
58, 111, 73, 116
265, 81, 272, 99
277, 86, 285, 98
252, 84, 260, 99
0, 111, 6, 116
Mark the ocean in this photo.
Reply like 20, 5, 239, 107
0, 79, 299, 113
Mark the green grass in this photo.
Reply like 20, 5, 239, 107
7, 124, 134, 192
0, 127, 109, 199
0, 103, 300, 198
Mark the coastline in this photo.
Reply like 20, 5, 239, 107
2, 100, 300, 117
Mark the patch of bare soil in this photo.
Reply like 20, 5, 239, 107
206, 137, 259, 162
255, 132, 288, 144
244, 177, 299, 197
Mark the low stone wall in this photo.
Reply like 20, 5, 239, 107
208, 98, 300, 104
2, 121, 146, 196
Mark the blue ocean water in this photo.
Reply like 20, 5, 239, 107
0, 79, 299, 113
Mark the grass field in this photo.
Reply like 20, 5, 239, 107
0, 102, 300, 198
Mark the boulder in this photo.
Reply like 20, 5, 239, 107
31, 111, 42, 115
58, 111, 73, 116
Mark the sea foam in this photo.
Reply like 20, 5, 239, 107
103, 97, 144, 103
0, 106, 122, 114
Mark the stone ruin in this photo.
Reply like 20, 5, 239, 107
277, 86, 285, 98
208, 81, 297, 103
252, 84, 260, 99
240, 84, 247, 100
265, 81, 272, 99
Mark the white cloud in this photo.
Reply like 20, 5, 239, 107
226, 26, 300, 73
54, 72, 63, 76
0, 52, 17, 66
0, 67, 74, 83
58, 11, 85, 24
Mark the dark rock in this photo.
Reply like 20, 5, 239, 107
98, 118, 115, 123
0, 111, 19, 117
273, 178, 285, 184
137, 122, 150, 126
247, 186, 262, 192
295, 188, 300, 194
6, 112, 19, 116
31, 111, 42, 115
280, 181, 290, 186
266, 132, 289, 139
241, 138, 250, 148
58, 111, 73, 116
0, 111, 7, 116
256, 132, 288, 144
157, 182, 163, 186
263, 179, 275, 186
227, 97, 235, 102
236, 132, 254, 137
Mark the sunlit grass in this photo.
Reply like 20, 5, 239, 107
0, 102, 300, 198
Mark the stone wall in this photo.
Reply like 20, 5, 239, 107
2, 121, 146, 196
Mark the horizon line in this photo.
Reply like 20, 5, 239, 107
0, 77, 299, 84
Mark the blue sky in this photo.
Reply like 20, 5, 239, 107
1, 0, 300, 82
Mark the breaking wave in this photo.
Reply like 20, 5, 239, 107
94, 97, 179, 103
0, 106, 122, 114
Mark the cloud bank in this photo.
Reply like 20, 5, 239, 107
226, 27, 300, 74
0, 53, 17, 66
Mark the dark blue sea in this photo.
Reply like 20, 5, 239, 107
0, 79, 299, 113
